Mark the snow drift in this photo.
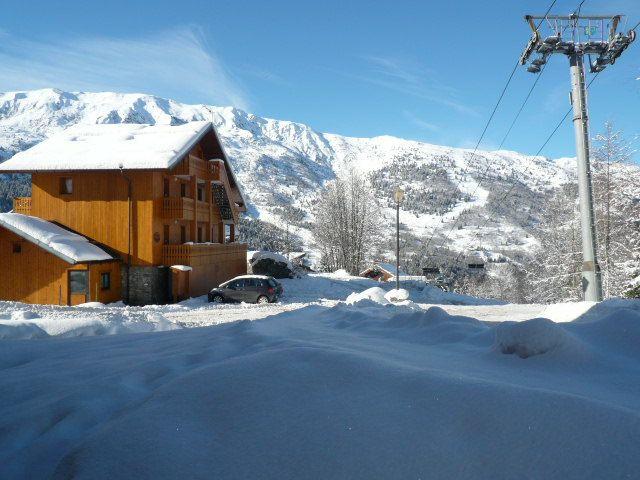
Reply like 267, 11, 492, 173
1, 297, 640, 478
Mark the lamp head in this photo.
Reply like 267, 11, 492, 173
394, 187, 405, 203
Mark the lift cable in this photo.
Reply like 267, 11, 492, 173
418, 0, 558, 255
442, 72, 601, 280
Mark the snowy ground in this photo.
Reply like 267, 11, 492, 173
1, 273, 640, 478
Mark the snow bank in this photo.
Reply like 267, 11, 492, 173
3, 300, 639, 478
417, 283, 504, 306
494, 318, 582, 358
345, 287, 390, 305
384, 288, 410, 303
0, 304, 181, 339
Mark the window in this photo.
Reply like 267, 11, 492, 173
180, 225, 186, 244
12, 242, 21, 254
101, 272, 111, 290
163, 178, 170, 197
197, 226, 203, 243
197, 185, 204, 202
60, 177, 73, 195
69, 271, 88, 294
245, 279, 257, 287
180, 183, 187, 198
163, 225, 170, 245
224, 224, 231, 243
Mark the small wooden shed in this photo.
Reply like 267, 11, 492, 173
0, 213, 120, 305
360, 262, 406, 282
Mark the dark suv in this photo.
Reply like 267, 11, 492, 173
208, 275, 283, 304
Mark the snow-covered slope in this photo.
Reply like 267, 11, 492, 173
0, 88, 577, 260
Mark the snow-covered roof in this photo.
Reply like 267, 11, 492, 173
0, 121, 212, 172
0, 213, 114, 264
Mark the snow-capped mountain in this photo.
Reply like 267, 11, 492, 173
0, 88, 577, 262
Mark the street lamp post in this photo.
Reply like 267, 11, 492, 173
394, 187, 404, 291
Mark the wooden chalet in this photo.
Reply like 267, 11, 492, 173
360, 262, 406, 282
0, 121, 248, 305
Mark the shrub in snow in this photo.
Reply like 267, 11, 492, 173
345, 287, 390, 306
384, 288, 410, 303
250, 251, 295, 279
494, 318, 575, 359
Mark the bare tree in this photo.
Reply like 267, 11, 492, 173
592, 122, 638, 298
313, 171, 379, 274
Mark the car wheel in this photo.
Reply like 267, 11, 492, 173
257, 295, 270, 304
211, 295, 224, 303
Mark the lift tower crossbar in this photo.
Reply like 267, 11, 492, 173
519, 13, 636, 301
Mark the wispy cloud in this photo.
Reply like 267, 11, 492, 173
239, 64, 292, 87
0, 26, 249, 109
402, 110, 440, 132
347, 55, 478, 116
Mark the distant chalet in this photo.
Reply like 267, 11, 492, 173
0, 121, 248, 306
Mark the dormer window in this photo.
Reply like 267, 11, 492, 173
60, 177, 73, 195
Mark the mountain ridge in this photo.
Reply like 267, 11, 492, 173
0, 88, 583, 265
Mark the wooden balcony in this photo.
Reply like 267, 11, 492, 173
161, 197, 194, 220
162, 242, 247, 267
174, 155, 221, 180
13, 197, 31, 215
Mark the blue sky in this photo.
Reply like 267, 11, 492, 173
1, 0, 639, 159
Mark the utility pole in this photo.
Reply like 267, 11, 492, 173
519, 13, 635, 301
394, 187, 404, 291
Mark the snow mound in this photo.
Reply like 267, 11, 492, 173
11, 310, 40, 321
494, 318, 581, 358
0, 322, 48, 340
418, 283, 504, 306
328, 303, 487, 345
330, 269, 351, 278
345, 287, 390, 306
0, 311, 181, 339
384, 288, 409, 303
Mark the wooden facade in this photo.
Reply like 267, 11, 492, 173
1, 123, 248, 304
0, 227, 121, 305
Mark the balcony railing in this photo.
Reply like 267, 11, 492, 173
162, 242, 247, 267
174, 155, 219, 180
13, 197, 31, 215
161, 196, 194, 220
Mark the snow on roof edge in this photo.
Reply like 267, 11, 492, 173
0, 213, 115, 264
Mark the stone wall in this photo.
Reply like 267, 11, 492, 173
121, 265, 170, 306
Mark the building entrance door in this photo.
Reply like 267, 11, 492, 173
68, 270, 89, 305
